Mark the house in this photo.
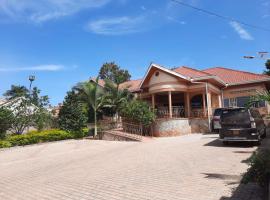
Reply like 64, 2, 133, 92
118, 63, 270, 136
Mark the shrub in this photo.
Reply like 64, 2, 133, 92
58, 91, 87, 133
0, 107, 14, 139
0, 141, 12, 148
120, 100, 155, 126
242, 149, 270, 187
2, 129, 74, 147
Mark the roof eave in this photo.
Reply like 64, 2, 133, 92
227, 78, 270, 86
191, 75, 227, 86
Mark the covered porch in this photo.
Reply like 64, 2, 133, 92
141, 88, 222, 119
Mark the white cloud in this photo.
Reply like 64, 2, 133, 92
85, 16, 147, 35
167, 16, 186, 25
229, 21, 254, 41
0, 0, 110, 23
141, 6, 146, 11
0, 64, 65, 72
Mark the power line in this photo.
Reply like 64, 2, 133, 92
170, 0, 270, 32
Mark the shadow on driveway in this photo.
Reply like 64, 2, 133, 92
204, 139, 257, 148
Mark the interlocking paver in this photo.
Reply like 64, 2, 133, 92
0, 134, 262, 200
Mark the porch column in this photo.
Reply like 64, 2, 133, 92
185, 92, 190, 117
151, 94, 155, 109
168, 91, 172, 118
202, 93, 206, 117
206, 91, 212, 116
218, 94, 222, 108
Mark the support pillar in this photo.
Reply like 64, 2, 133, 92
218, 94, 222, 108
185, 92, 190, 118
168, 91, 172, 118
207, 91, 212, 116
151, 94, 155, 109
202, 93, 206, 117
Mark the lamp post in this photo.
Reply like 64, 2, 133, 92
29, 75, 35, 95
243, 52, 269, 60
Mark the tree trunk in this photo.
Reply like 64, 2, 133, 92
94, 109, 97, 138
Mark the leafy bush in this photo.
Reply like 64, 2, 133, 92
242, 149, 270, 187
0, 107, 14, 139
58, 91, 87, 133
0, 129, 75, 148
0, 141, 12, 148
120, 100, 155, 126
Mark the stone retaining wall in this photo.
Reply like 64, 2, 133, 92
152, 118, 209, 137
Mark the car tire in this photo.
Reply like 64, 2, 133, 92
255, 140, 261, 146
262, 128, 267, 138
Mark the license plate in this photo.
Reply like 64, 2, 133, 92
232, 130, 240, 135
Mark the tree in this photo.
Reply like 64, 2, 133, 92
248, 91, 270, 108
31, 87, 49, 108
120, 100, 156, 126
3, 85, 49, 108
0, 107, 13, 139
34, 108, 53, 132
58, 91, 87, 136
2, 85, 51, 134
7, 98, 37, 134
102, 79, 133, 121
4, 85, 29, 100
263, 59, 270, 75
74, 78, 105, 137
98, 62, 131, 85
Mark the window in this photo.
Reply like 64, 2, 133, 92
237, 96, 250, 107
224, 99, 229, 107
223, 96, 266, 108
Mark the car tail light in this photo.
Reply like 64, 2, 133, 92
250, 117, 256, 128
213, 117, 221, 129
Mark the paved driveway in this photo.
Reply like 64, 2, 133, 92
0, 134, 259, 200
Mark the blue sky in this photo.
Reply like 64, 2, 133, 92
0, 0, 269, 105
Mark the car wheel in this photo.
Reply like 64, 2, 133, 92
262, 128, 267, 138
255, 140, 261, 146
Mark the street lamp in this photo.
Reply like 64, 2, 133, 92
29, 75, 35, 93
243, 52, 269, 60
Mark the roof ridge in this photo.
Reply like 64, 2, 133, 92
204, 66, 269, 77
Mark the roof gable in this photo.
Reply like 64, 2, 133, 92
139, 63, 190, 89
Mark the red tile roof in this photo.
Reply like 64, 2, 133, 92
173, 66, 212, 78
203, 67, 270, 85
119, 79, 142, 92
92, 65, 270, 92
90, 77, 106, 87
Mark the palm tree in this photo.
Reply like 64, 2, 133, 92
248, 91, 270, 108
103, 79, 133, 122
74, 78, 105, 137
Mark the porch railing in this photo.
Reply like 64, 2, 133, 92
122, 122, 152, 137
190, 109, 207, 118
157, 106, 185, 118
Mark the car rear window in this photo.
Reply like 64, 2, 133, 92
214, 109, 222, 116
221, 109, 250, 124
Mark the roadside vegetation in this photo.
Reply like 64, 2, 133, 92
0, 62, 156, 148
242, 149, 270, 188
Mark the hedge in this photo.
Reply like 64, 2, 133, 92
0, 129, 90, 149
